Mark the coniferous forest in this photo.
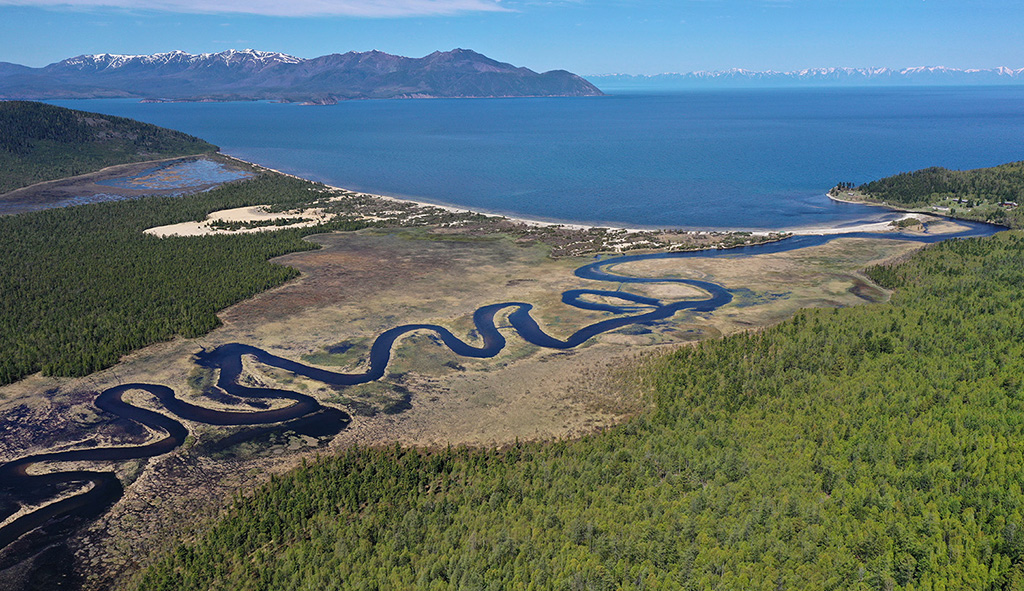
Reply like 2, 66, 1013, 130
0, 101, 216, 193
0, 174, 371, 385
854, 162, 1024, 228
137, 231, 1024, 590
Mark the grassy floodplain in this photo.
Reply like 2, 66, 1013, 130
134, 230, 1024, 590
1, 156, 809, 589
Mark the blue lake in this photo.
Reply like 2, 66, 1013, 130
52, 87, 1024, 230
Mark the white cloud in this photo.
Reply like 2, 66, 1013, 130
0, 0, 511, 17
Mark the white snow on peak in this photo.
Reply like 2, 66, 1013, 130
589, 66, 1023, 81
199, 49, 305, 65
58, 50, 305, 70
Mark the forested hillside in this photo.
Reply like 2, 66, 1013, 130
0, 174, 372, 385
845, 161, 1024, 228
0, 101, 215, 193
139, 231, 1024, 590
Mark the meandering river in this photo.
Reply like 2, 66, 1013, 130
0, 220, 1001, 553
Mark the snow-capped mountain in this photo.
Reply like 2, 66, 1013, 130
52, 49, 305, 72
0, 49, 602, 102
587, 66, 1024, 89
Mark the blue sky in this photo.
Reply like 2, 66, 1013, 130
1, 0, 1021, 75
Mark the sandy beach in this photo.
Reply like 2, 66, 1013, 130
149, 155, 658, 238
151, 155, 920, 239
249, 157, 654, 231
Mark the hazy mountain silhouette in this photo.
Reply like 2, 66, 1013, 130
0, 49, 603, 103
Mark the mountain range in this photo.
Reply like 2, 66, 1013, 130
0, 49, 603, 103
586, 66, 1024, 90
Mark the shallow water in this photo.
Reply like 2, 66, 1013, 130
95, 158, 250, 191
0, 157, 254, 215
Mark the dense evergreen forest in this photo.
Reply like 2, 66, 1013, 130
850, 161, 1024, 228
0, 101, 215, 193
138, 231, 1024, 590
0, 174, 372, 385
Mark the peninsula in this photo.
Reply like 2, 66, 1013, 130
829, 160, 1024, 229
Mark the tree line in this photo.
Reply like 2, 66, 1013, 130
0, 174, 373, 385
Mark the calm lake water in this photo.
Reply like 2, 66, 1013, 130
52, 87, 1024, 230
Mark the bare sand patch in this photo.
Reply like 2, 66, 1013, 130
785, 213, 925, 235
145, 204, 334, 237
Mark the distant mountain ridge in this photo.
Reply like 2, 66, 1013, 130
0, 49, 603, 103
587, 66, 1024, 89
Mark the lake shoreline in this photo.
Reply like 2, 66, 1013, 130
824, 189, 1014, 233
48, 88, 1024, 231
218, 154, 662, 234
222, 154, 919, 238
